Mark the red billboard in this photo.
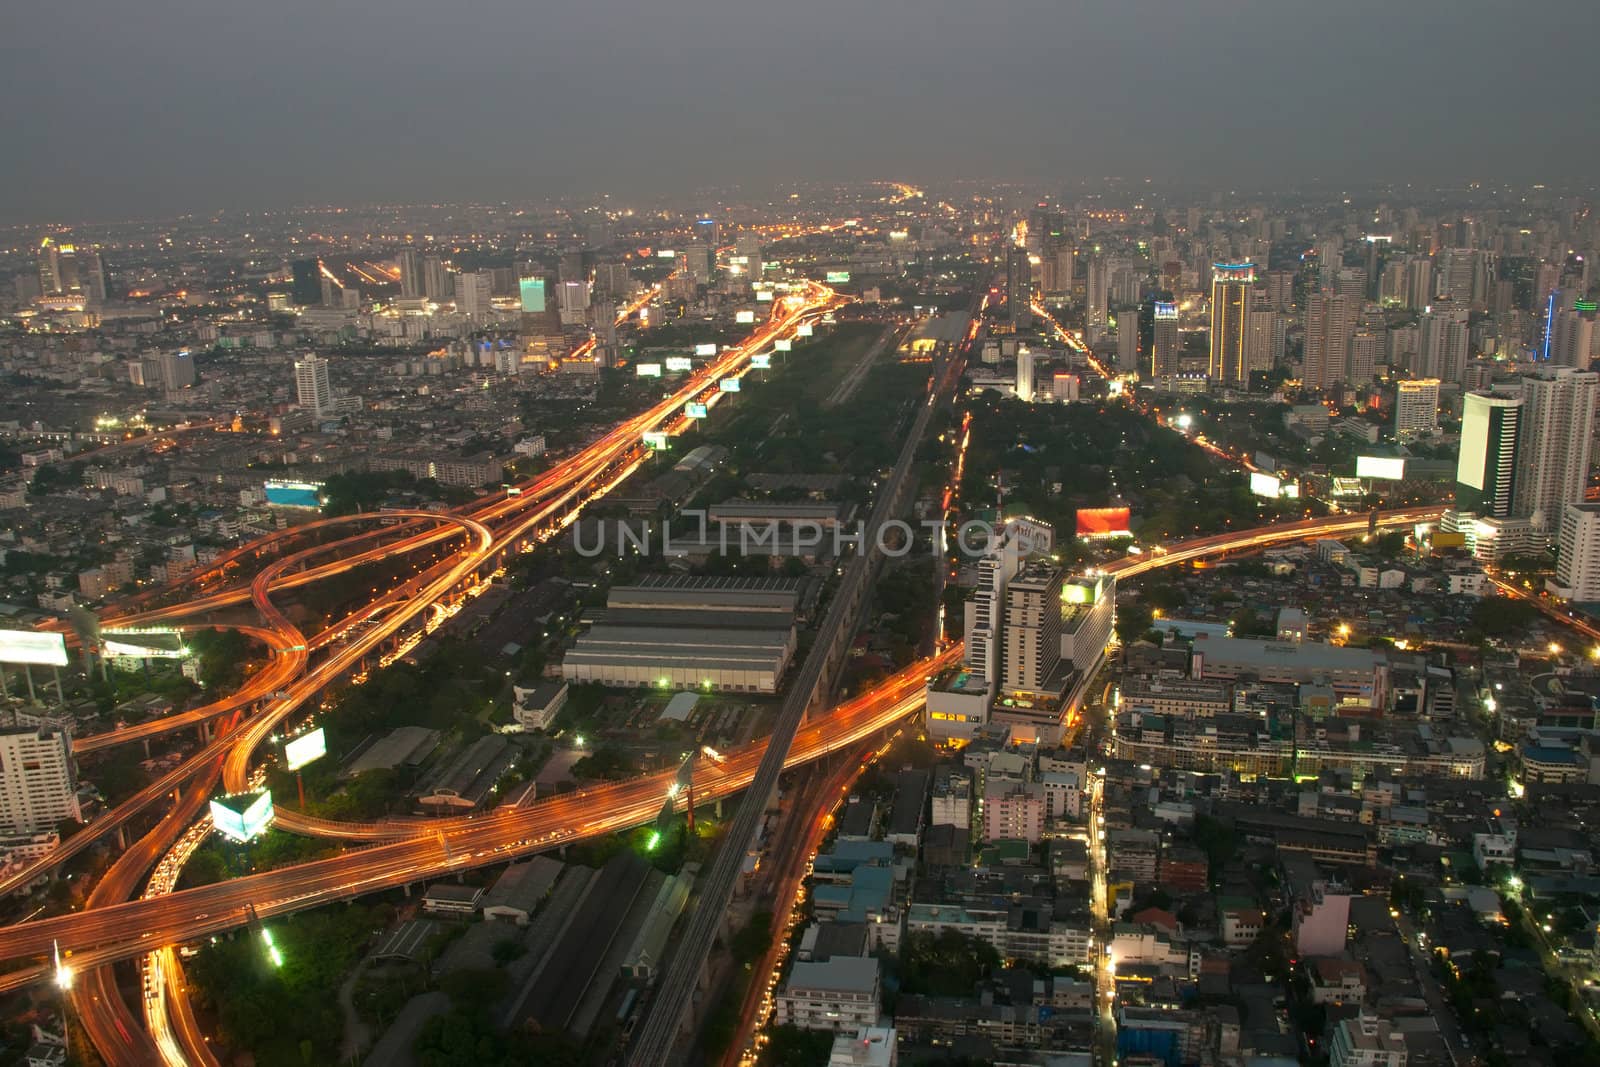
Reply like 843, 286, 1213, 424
1076, 507, 1132, 539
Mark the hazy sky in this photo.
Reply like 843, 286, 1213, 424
4, 0, 1595, 221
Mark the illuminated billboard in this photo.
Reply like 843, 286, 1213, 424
656, 249, 677, 259
518, 277, 546, 313
797, 323, 814, 337
1154, 301, 1178, 320
1250, 472, 1283, 498
664, 356, 693, 373
1075, 507, 1132, 539
719, 378, 742, 393
636, 363, 663, 378
776, 339, 794, 352
209, 791, 274, 844
756, 290, 774, 302
1330, 476, 1365, 497
735, 310, 756, 324
0, 630, 68, 667
284, 728, 326, 772
751, 353, 772, 369
694, 343, 718, 357
1356, 456, 1406, 481
1063, 578, 1103, 605
686, 402, 708, 419
643, 432, 669, 450
102, 628, 187, 659
825, 271, 852, 284
263, 480, 323, 509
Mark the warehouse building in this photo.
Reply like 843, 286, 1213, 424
561, 576, 798, 694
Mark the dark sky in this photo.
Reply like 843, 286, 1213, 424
4, 0, 1594, 221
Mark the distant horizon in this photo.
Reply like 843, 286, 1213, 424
6, 0, 1598, 223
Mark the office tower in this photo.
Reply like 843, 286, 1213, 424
290, 259, 322, 306
81, 248, 106, 304
1554, 503, 1600, 602
1049, 245, 1075, 296
422, 256, 452, 302
694, 217, 718, 247
680, 244, 712, 284
1347, 329, 1381, 385
454, 272, 493, 317
1085, 256, 1110, 334
1550, 303, 1595, 367
1334, 268, 1366, 304
558, 279, 590, 325
1007, 245, 1032, 327
36, 238, 60, 295
518, 274, 547, 314
1051, 373, 1080, 402
1302, 289, 1355, 391
1016, 348, 1036, 401
160, 350, 196, 390
1109, 260, 1140, 307
1438, 248, 1476, 304
0, 726, 80, 834
1001, 559, 1064, 696
1379, 259, 1407, 305
295, 354, 332, 416
1404, 256, 1433, 311
1116, 312, 1137, 369
1208, 263, 1255, 387
1514, 368, 1598, 530
594, 262, 631, 298
1418, 304, 1470, 384
1533, 261, 1562, 311
1393, 379, 1441, 441
1316, 238, 1342, 285
1151, 301, 1180, 379
1263, 270, 1294, 312
319, 274, 339, 307
1455, 391, 1522, 518
397, 248, 421, 299
1245, 308, 1280, 375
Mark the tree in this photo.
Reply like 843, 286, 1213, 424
1115, 602, 1155, 645
1470, 596, 1539, 638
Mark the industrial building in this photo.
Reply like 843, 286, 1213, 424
561, 576, 798, 693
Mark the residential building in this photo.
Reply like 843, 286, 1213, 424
294, 354, 332, 417
1393, 378, 1440, 441
0, 727, 80, 835
1513, 368, 1598, 532
775, 957, 882, 1032
1553, 502, 1600, 602
1455, 391, 1522, 519
1208, 263, 1255, 387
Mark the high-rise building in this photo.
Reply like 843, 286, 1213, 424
1316, 238, 1343, 286
684, 244, 714, 283
455, 272, 493, 317
1208, 263, 1255, 387
422, 256, 452, 302
1151, 302, 1180, 379
1438, 248, 1477, 304
1116, 311, 1137, 369
1404, 257, 1433, 311
1263, 270, 1295, 312
0, 726, 80, 834
1418, 304, 1470, 384
1048, 246, 1075, 296
1085, 256, 1110, 335
1302, 289, 1355, 392
1393, 379, 1440, 441
1554, 503, 1600, 603
1016, 349, 1036, 402
594, 262, 631, 298
1550, 303, 1595, 368
1455, 391, 1522, 518
1007, 246, 1032, 328
397, 248, 421, 299
1000, 559, 1065, 697
290, 259, 322, 306
1513, 368, 1598, 531
294, 355, 333, 416
160, 350, 196, 390
1348, 328, 1381, 386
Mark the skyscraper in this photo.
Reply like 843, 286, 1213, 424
1000, 558, 1065, 697
454, 272, 493, 317
1554, 503, 1600, 602
422, 256, 452, 302
1418, 304, 1469, 384
295, 355, 332, 417
1208, 263, 1255, 387
397, 248, 421, 299
1438, 248, 1477, 304
1393, 379, 1441, 441
1550, 303, 1595, 368
1513, 368, 1598, 531
1302, 289, 1355, 392
1455, 391, 1522, 518
290, 259, 322, 306
1150, 301, 1180, 379
0, 726, 80, 834
1007, 245, 1032, 328
1085, 256, 1110, 336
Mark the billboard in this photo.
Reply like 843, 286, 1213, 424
264, 480, 323, 509
636, 363, 663, 378
1330, 476, 1365, 497
1249, 472, 1283, 498
664, 356, 693, 373
643, 432, 669, 450
209, 791, 274, 844
751, 353, 772, 369
797, 323, 814, 337
775, 338, 792, 352
0, 630, 68, 667
102, 628, 187, 659
656, 249, 677, 259
825, 271, 852, 284
719, 378, 742, 393
756, 290, 774, 302
518, 277, 546, 313
284, 728, 326, 772
686, 403, 708, 419
694, 343, 718, 357
1432, 531, 1468, 549
1154, 301, 1178, 320
1075, 507, 1132, 539
1356, 456, 1406, 481
735, 310, 756, 324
